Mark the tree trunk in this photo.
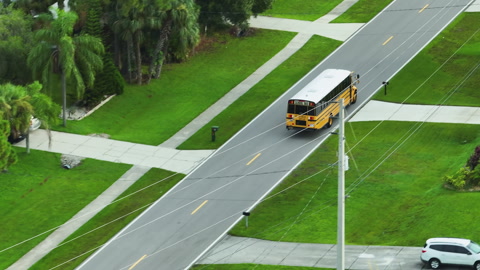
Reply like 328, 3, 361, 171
26, 130, 30, 154
126, 41, 132, 83
62, 69, 67, 127
114, 2, 121, 69
147, 18, 172, 84
154, 41, 169, 79
146, 33, 164, 85
135, 32, 142, 85
114, 32, 121, 68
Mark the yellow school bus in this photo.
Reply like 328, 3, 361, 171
286, 69, 359, 130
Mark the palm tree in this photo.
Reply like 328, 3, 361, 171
0, 82, 60, 153
28, 8, 104, 127
147, 0, 199, 83
113, 1, 149, 85
24, 81, 61, 143
0, 83, 33, 142
113, 15, 139, 84
169, 1, 200, 62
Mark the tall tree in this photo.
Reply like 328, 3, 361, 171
27, 8, 104, 126
196, 0, 274, 33
0, 4, 34, 85
147, 0, 200, 83
0, 82, 60, 153
252, 0, 274, 14
0, 83, 33, 142
15, 0, 57, 14
82, 0, 125, 107
24, 81, 61, 137
168, 0, 200, 61
113, 0, 149, 85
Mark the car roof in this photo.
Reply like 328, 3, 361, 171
426, 238, 471, 246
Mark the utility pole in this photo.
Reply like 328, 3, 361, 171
337, 99, 345, 270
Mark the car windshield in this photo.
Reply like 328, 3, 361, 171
468, 241, 480, 253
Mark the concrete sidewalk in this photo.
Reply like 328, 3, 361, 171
199, 236, 424, 270
466, 0, 480, 12
15, 130, 213, 174
249, 17, 363, 41
350, 100, 480, 124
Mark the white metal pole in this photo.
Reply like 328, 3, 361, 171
337, 99, 345, 270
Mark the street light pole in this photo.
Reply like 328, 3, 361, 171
337, 99, 345, 270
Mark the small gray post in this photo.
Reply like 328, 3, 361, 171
211, 126, 219, 142
383, 81, 389, 95
243, 211, 250, 228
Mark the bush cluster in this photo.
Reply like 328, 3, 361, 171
444, 146, 480, 189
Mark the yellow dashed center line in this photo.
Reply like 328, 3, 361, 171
382, 36, 394, 46
246, 153, 262, 166
129, 255, 147, 270
191, 200, 208, 215
419, 4, 429, 13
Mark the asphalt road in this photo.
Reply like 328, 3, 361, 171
76, 0, 473, 269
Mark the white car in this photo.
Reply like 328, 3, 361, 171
29, 116, 41, 131
421, 238, 480, 269
8, 116, 41, 143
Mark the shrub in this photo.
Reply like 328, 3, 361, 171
444, 167, 468, 189
445, 146, 480, 190
444, 167, 480, 190
82, 53, 125, 108
466, 145, 480, 170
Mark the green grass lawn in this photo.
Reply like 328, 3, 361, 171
373, 13, 480, 106
53, 30, 295, 145
178, 35, 342, 149
230, 121, 480, 246
0, 149, 132, 269
261, 0, 342, 21
332, 0, 394, 23
30, 168, 184, 270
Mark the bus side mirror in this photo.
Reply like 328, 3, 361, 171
356, 74, 360, 79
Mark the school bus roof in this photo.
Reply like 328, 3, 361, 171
290, 69, 351, 103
